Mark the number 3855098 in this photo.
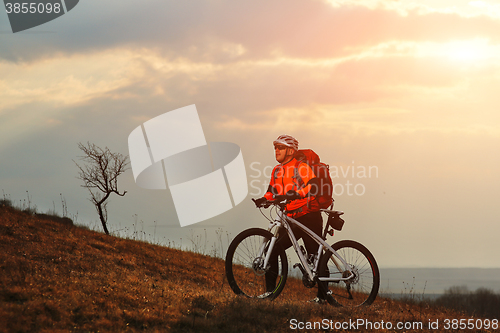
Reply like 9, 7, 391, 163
5, 2, 62, 14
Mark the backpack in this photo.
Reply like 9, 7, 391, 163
292, 149, 334, 209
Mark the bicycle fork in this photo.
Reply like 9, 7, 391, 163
259, 236, 278, 272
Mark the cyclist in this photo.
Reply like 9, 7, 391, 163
254, 134, 326, 303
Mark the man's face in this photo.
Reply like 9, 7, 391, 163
274, 144, 291, 163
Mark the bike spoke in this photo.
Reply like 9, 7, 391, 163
320, 240, 379, 307
226, 228, 288, 299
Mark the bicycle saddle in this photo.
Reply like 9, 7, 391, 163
320, 209, 344, 216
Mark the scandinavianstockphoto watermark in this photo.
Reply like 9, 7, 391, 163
248, 161, 378, 197
128, 105, 248, 227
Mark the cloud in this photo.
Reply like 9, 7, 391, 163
3, 36, 500, 153
3, 0, 500, 64
3, 1, 500, 173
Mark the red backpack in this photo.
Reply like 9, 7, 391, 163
293, 149, 334, 209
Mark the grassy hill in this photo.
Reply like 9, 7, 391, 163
0, 204, 477, 332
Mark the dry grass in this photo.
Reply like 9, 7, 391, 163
0, 205, 493, 332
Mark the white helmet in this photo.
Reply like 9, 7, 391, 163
273, 134, 299, 151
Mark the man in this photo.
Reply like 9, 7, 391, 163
254, 134, 326, 303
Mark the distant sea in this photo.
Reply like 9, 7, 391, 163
379, 268, 500, 299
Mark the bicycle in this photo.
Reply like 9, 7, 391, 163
225, 195, 380, 307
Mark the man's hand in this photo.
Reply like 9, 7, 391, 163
285, 190, 302, 200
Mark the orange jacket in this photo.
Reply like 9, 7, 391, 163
264, 158, 320, 217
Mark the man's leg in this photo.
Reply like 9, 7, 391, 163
295, 212, 327, 300
295, 212, 323, 256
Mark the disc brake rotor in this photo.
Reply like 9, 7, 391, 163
343, 265, 359, 285
252, 257, 266, 276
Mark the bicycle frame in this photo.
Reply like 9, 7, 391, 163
261, 208, 354, 283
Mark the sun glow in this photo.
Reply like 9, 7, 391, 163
444, 40, 491, 61
409, 39, 497, 63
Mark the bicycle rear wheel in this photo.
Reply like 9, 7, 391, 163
319, 240, 379, 307
225, 228, 288, 299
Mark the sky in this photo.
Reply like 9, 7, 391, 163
1, 0, 500, 269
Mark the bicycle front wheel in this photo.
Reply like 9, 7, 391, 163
319, 240, 379, 307
225, 228, 288, 299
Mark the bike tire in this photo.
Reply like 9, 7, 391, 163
225, 228, 288, 300
318, 240, 380, 307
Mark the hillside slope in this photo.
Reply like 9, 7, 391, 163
0, 205, 475, 332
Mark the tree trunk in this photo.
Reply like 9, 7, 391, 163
97, 202, 109, 235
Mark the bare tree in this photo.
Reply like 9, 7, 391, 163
74, 142, 129, 235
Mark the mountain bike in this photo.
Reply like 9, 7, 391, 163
225, 195, 380, 307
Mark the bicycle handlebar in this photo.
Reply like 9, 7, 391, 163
252, 193, 300, 209
252, 197, 273, 208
